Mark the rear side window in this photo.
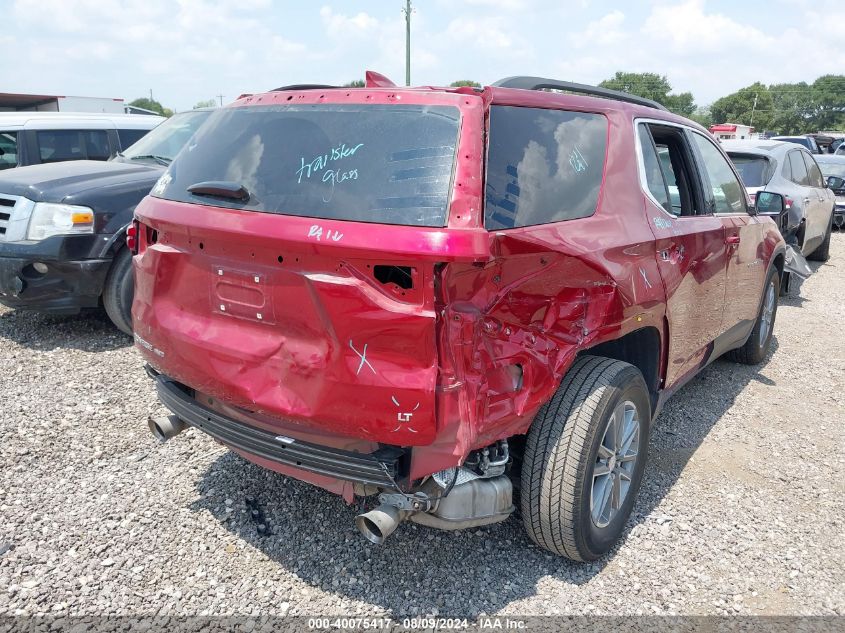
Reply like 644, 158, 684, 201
117, 128, 149, 151
802, 152, 824, 188
787, 151, 809, 186
155, 104, 461, 227
0, 131, 17, 170
637, 125, 671, 214
728, 154, 772, 188
484, 106, 607, 230
36, 130, 110, 163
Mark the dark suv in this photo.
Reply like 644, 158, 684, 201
0, 109, 212, 333
134, 74, 785, 561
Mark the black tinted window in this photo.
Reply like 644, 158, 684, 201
155, 104, 460, 227
484, 106, 607, 230
787, 151, 809, 185
728, 154, 771, 188
117, 128, 149, 150
0, 131, 17, 170
36, 130, 110, 162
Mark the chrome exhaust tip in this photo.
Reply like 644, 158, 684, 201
148, 415, 186, 442
354, 504, 404, 545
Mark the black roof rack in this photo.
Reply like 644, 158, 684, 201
271, 84, 337, 92
492, 76, 669, 112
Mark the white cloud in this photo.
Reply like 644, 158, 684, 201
463, 0, 528, 8
319, 6, 379, 38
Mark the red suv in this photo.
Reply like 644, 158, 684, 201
132, 73, 785, 561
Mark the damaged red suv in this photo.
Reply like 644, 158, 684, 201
132, 73, 785, 561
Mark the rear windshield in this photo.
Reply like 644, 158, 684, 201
484, 106, 608, 230
728, 154, 772, 187
154, 104, 461, 227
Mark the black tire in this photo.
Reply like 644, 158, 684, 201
102, 248, 134, 335
521, 356, 651, 561
807, 213, 833, 262
726, 266, 779, 365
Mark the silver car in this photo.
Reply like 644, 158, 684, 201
814, 154, 845, 230
723, 140, 835, 261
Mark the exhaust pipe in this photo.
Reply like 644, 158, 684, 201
148, 415, 186, 442
355, 504, 405, 544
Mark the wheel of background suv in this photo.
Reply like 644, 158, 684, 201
103, 248, 134, 335
727, 266, 779, 365
807, 213, 833, 262
521, 356, 651, 561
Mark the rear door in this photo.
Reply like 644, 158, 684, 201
690, 131, 766, 334
636, 122, 727, 388
802, 151, 834, 241
785, 149, 817, 250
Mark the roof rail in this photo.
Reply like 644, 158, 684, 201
492, 76, 669, 112
271, 84, 336, 92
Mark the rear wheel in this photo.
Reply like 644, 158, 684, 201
807, 213, 833, 262
102, 248, 134, 335
521, 356, 651, 561
727, 266, 779, 365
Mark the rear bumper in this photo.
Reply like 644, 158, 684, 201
0, 249, 110, 313
155, 374, 408, 489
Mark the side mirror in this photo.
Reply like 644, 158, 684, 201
755, 191, 785, 216
827, 175, 845, 189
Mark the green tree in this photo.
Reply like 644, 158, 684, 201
598, 71, 696, 116
809, 74, 845, 131
768, 82, 813, 134
709, 82, 773, 130
129, 97, 173, 117
193, 99, 217, 109
343, 80, 365, 88
449, 80, 481, 88
689, 106, 713, 128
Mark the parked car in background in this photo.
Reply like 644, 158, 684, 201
770, 135, 822, 154
814, 154, 845, 229
135, 75, 785, 562
0, 109, 212, 333
0, 112, 164, 170
834, 143, 845, 156
723, 140, 834, 263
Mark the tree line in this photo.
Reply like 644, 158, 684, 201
134, 73, 845, 135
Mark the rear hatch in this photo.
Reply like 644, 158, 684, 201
726, 152, 773, 203
132, 93, 486, 446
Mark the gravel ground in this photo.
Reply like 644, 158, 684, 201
0, 235, 843, 619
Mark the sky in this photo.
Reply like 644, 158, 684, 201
2, 0, 844, 112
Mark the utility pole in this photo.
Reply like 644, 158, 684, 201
402, 0, 413, 86
216, 94, 225, 107
149, 88, 153, 102
750, 93, 758, 127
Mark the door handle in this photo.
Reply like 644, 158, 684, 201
725, 235, 741, 245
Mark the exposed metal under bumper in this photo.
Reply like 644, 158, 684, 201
155, 376, 405, 488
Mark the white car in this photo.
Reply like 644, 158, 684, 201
0, 112, 164, 170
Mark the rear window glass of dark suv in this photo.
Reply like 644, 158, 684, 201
153, 104, 461, 227
484, 106, 607, 230
727, 153, 773, 188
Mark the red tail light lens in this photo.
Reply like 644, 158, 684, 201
784, 196, 793, 210
126, 220, 139, 254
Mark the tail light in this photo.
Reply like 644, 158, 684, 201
126, 220, 139, 254
784, 196, 793, 210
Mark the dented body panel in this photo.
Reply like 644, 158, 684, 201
133, 83, 784, 494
